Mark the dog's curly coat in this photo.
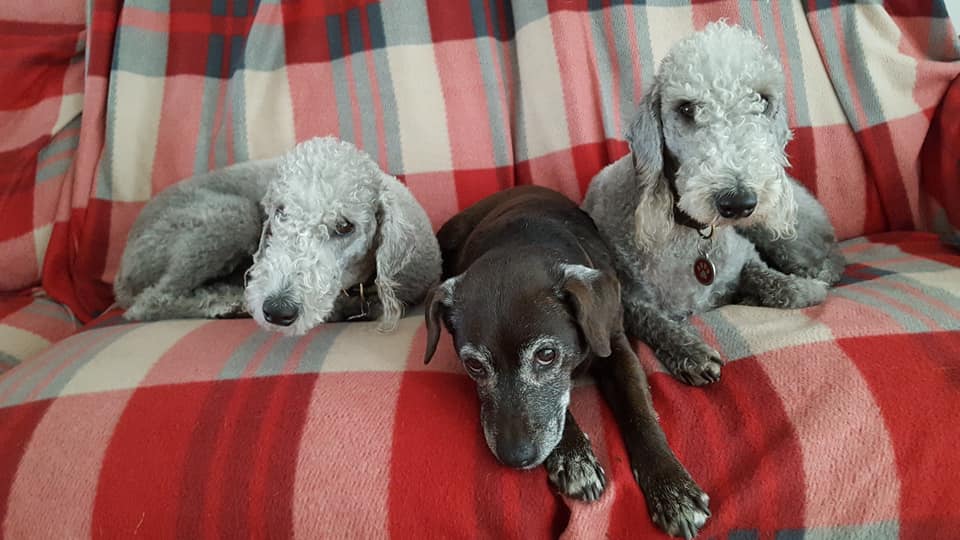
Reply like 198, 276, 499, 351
583, 22, 845, 386
114, 136, 441, 335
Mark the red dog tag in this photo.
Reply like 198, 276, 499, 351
694, 256, 715, 286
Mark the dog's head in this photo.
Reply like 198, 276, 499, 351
245, 137, 414, 335
627, 21, 797, 242
423, 256, 621, 469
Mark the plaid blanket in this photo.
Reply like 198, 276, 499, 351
2, 234, 959, 538
2, 0, 960, 538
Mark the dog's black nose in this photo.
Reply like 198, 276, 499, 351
262, 298, 298, 326
498, 441, 539, 469
715, 188, 758, 219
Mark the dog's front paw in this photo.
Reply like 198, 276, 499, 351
639, 471, 710, 539
664, 344, 723, 386
786, 277, 829, 309
211, 301, 249, 319
545, 443, 606, 502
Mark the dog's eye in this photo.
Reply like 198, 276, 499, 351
463, 357, 487, 378
274, 205, 286, 221
759, 94, 772, 115
535, 347, 557, 366
677, 101, 697, 121
334, 219, 354, 236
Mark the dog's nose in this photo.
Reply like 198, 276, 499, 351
498, 441, 539, 469
715, 188, 758, 219
262, 298, 298, 326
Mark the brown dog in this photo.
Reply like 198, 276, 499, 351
423, 185, 710, 538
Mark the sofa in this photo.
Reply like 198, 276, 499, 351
2, 0, 959, 537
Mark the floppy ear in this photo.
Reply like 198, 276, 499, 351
244, 205, 272, 288
558, 264, 622, 358
374, 181, 418, 333
423, 276, 459, 364
625, 84, 664, 178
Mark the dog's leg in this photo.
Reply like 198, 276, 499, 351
736, 260, 828, 309
593, 333, 710, 538
543, 410, 606, 502
127, 279, 248, 321
124, 194, 261, 321
623, 293, 722, 386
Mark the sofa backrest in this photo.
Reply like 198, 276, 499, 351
1, 0, 958, 321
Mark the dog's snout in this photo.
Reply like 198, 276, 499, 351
715, 188, 757, 219
497, 439, 539, 469
262, 297, 299, 326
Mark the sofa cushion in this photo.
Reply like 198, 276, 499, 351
0, 294, 80, 374
2, 233, 958, 538
23, 0, 958, 322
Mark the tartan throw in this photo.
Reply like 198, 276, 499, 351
1, 0, 960, 538
2, 234, 960, 538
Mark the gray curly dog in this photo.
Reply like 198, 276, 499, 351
583, 22, 845, 386
114, 136, 441, 336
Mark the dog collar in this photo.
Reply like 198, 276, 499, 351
341, 273, 378, 321
658, 149, 717, 285
660, 149, 713, 239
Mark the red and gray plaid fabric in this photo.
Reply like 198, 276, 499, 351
1, 0, 959, 538
2, 234, 960, 538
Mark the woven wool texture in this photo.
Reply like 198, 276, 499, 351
1, 1, 959, 538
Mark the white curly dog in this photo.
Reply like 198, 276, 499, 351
583, 22, 845, 386
115, 136, 442, 336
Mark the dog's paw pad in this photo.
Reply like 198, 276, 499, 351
546, 446, 606, 502
642, 474, 710, 539
670, 346, 723, 387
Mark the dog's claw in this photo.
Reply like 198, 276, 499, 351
545, 444, 607, 502
642, 473, 711, 538
668, 345, 723, 387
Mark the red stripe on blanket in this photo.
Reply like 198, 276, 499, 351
788, 127, 819, 196
387, 371, 563, 538
0, 141, 42, 242
856, 122, 916, 232
0, 400, 53, 527
0, 22, 80, 110
282, 6, 333, 65
91, 376, 316, 537
870, 231, 960, 267
572, 141, 628, 198
277, 0, 381, 20
426, 0, 479, 42
840, 332, 960, 538
93, 381, 225, 538
920, 76, 960, 230
454, 167, 515, 210
88, 0, 123, 79
878, 0, 942, 18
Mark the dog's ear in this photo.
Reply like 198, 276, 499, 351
373, 179, 419, 332
625, 84, 663, 177
423, 276, 459, 364
558, 264, 622, 358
